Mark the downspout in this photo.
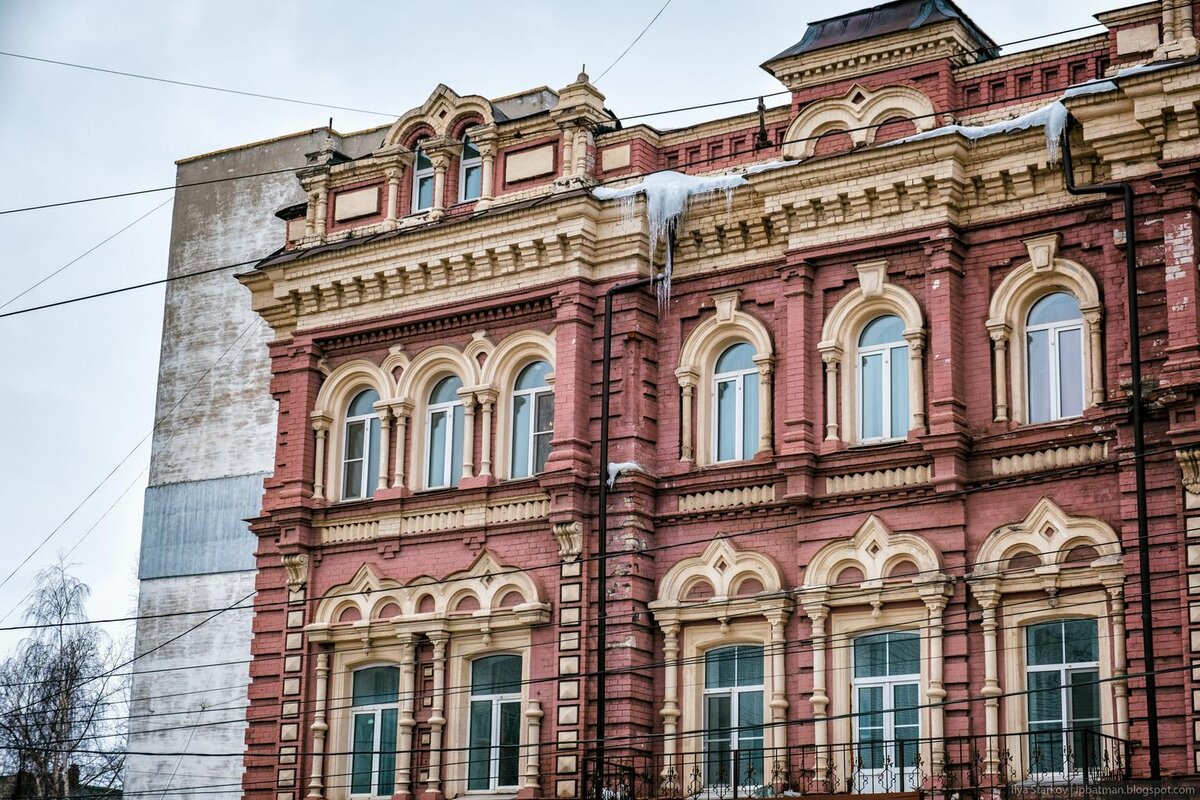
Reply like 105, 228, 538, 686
594, 227, 669, 800
1060, 114, 1159, 780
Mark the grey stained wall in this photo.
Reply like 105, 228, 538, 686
126, 125, 386, 798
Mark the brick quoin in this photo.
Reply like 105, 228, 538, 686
232, 2, 1200, 798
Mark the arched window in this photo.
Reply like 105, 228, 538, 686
1026, 292, 1084, 423
342, 389, 381, 500
413, 142, 435, 212
858, 315, 909, 441
511, 361, 553, 478
350, 666, 399, 796
713, 343, 759, 462
1025, 619, 1100, 775
468, 655, 522, 791
426, 376, 464, 489
852, 631, 921, 791
459, 135, 483, 203
703, 645, 764, 787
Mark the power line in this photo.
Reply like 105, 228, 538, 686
594, 0, 675, 83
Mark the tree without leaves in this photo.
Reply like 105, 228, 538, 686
0, 563, 125, 798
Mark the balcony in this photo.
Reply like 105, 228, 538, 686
588, 729, 1131, 799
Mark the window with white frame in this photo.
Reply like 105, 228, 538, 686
349, 666, 399, 797
852, 631, 921, 793
467, 655, 522, 791
1026, 293, 1085, 424
459, 135, 483, 202
426, 376, 464, 489
413, 143, 435, 212
343, 389, 381, 500
703, 645, 764, 787
857, 315, 909, 442
1026, 619, 1101, 776
713, 343, 759, 463
510, 361, 553, 479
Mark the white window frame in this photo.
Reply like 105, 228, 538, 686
857, 332, 908, 443
511, 380, 553, 479
467, 678, 522, 791
712, 360, 757, 464
342, 401, 378, 501
1025, 307, 1085, 423
851, 632, 921, 793
459, 136, 483, 203
1025, 620, 1101, 779
348, 670, 399, 798
426, 393, 462, 489
702, 646, 765, 789
413, 145, 435, 213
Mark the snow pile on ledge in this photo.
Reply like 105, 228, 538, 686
606, 461, 646, 489
593, 170, 747, 303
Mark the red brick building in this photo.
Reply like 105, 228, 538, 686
238, 1, 1200, 797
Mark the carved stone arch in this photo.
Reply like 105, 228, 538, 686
803, 515, 945, 593
986, 234, 1104, 423
463, 331, 497, 372
314, 564, 403, 626
676, 289, 774, 465
973, 497, 1120, 577
656, 537, 784, 607
783, 84, 936, 159
482, 330, 557, 480
818, 260, 926, 443
451, 550, 543, 611
381, 85, 496, 148
380, 346, 410, 384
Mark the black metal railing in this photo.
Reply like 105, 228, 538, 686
585, 728, 1130, 799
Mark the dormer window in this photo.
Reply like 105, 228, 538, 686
460, 135, 483, 202
413, 143, 435, 212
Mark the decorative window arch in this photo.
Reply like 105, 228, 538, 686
480, 330, 556, 481
987, 234, 1103, 423
676, 289, 774, 466
799, 515, 952, 786
396, 345, 480, 492
967, 498, 1126, 780
311, 360, 393, 502
782, 84, 936, 159
649, 538, 789, 792
818, 261, 925, 444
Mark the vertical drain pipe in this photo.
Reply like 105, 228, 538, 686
1060, 114, 1159, 779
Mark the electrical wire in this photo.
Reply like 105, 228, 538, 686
594, 0, 675, 83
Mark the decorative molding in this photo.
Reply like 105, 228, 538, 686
282, 554, 309, 590
677, 484, 775, 514
319, 519, 381, 545
1178, 446, 1200, 495
825, 464, 930, 495
991, 442, 1108, 477
553, 521, 584, 562
316, 495, 550, 544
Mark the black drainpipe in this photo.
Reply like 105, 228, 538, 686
1060, 114, 1159, 780
594, 226, 670, 799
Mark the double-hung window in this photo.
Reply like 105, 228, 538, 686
511, 361, 553, 478
460, 135, 483, 202
1026, 619, 1101, 776
343, 389, 381, 500
852, 631, 921, 792
703, 645, 764, 788
350, 666, 399, 797
1026, 292, 1085, 423
857, 315, 909, 442
426, 376, 464, 489
413, 144, 435, 212
468, 655, 522, 791
713, 343, 759, 463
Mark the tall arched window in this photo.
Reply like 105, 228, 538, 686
413, 143, 435, 212
342, 389, 381, 500
1026, 292, 1084, 423
460, 135, 483, 203
858, 315, 909, 442
468, 655, 522, 791
703, 645, 764, 787
852, 631, 921, 792
511, 361, 553, 478
713, 343, 759, 463
426, 376, 464, 489
350, 666, 399, 796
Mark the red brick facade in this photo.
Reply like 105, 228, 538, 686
239, 2, 1200, 798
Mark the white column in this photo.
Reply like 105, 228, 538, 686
397, 635, 418, 793
923, 591, 948, 778
305, 650, 330, 799
523, 700, 543, 790
989, 327, 1010, 422
304, 190, 318, 237
756, 357, 774, 456
394, 401, 412, 489
805, 604, 830, 787
660, 623, 681, 788
312, 416, 331, 501
431, 157, 448, 217
821, 353, 840, 441
458, 391, 476, 481
314, 182, 329, 240
478, 391, 496, 478
385, 168, 401, 229
906, 332, 926, 431
375, 405, 392, 492
1107, 584, 1130, 741
977, 589, 1002, 776
768, 611, 789, 782
561, 133, 575, 179
675, 369, 697, 463
1086, 311, 1104, 406
479, 147, 496, 205
425, 632, 449, 797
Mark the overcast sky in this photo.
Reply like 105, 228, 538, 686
0, 0, 1115, 653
